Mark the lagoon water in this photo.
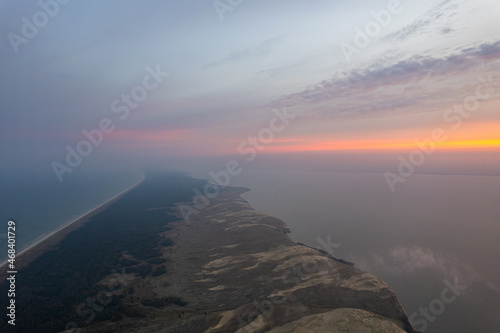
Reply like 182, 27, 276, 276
225, 168, 500, 333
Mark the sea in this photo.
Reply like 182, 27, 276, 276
0, 167, 144, 263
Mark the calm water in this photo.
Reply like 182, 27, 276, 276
0, 168, 144, 262
187, 161, 500, 333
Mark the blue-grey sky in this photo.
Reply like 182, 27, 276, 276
1, 0, 499, 180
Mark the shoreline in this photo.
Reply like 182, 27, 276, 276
0, 174, 145, 271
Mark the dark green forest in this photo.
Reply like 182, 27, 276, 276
0, 171, 204, 333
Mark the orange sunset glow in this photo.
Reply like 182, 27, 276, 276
260, 137, 500, 154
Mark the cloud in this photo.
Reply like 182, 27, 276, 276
355, 246, 500, 296
355, 246, 460, 276
380, 0, 460, 43
475, 40, 500, 58
389, 246, 456, 274
270, 40, 500, 119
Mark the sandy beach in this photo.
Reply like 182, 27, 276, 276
0, 175, 144, 273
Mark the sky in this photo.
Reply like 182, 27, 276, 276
1, 0, 499, 180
